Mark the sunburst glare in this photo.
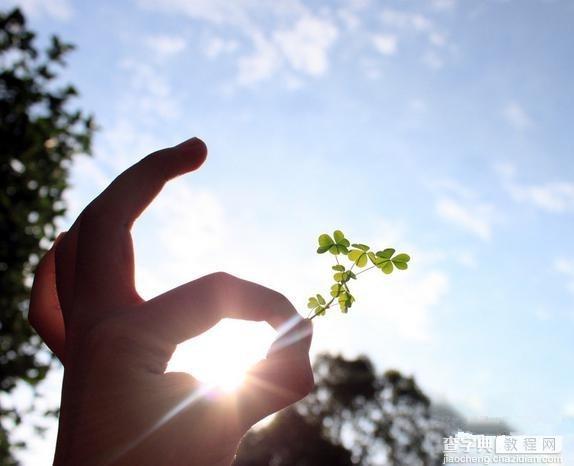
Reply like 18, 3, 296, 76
167, 318, 276, 391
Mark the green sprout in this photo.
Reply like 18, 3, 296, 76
307, 229, 411, 320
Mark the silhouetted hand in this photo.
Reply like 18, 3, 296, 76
28, 137, 314, 466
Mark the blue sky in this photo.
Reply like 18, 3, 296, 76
6, 0, 574, 463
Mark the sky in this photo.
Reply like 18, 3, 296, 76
4, 0, 574, 463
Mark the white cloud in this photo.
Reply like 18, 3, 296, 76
338, 9, 361, 30
510, 181, 574, 213
379, 8, 449, 68
352, 268, 449, 343
432, 0, 457, 10
345, 218, 450, 343
274, 15, 338, 77
9, 0, 73, 20
436, 197, 494, 240
372, 34, 398, 56
145, 35, 187, 58
555, 259, 574, 295
136, 0, 254, 27
119, 59, 180, 119
431, 179, 496, 236
422, 50, 444, 69
493, 161, 516, 178
430, 32, 447, 47
563, 401, 574, 419
503, 102, 533, 130
141, 1, 339, 85
237, 33, 281, 85
360, 58, 383, 80
496, 164, 574, 213
237, 14, 339, 85
456, 251, 477, 268
381, 9, 432, 32
204, 36, 239, 59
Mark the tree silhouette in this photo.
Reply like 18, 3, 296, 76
0, 8, 93, 464
235, 354, 449, 466
234, 408, 354, 466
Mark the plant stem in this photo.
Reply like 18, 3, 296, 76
355, 265, 376, 275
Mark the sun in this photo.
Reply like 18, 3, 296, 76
167, 318, 276, 392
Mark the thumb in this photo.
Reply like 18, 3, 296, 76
29, 234, 66, 362
235, 318, 314, 429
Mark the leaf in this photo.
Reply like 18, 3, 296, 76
337, 291, 355, 313
394, 261, 408, 270
331, 283, 343, 297
333, 230, 345, 243
307, 297, 319, 309
348, 249, 361, 261
392, 253, 411, 263
316, 294, 326, 305
380, 260, 394, 274
317, 245, 330, 254
348, 249, 368, 267
368, 251, 380, 265
318, 234, 334, 248
329, 244, 349, 255
377, 248, 395, 259
333, 272, 345, 282
351, 243, 370, 252
332, 264, 345, 271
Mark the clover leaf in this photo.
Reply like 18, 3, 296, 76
308, 229, 411, 319
317, 230, 350, 255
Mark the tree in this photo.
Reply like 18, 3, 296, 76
234, 408, 354, 466
0, 8, 94, 464
235, 354, 449, 466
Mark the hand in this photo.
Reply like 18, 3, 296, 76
28, 137, 314, 466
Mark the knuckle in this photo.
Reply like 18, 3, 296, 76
208, 271, 236, 285
291, 363, 315, 399
79, 201, 105, 230
83, 317, 132, 356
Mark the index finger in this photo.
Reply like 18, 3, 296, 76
136, 272, 302, 345
74, 137, 207, 311
90, 137, 208, 229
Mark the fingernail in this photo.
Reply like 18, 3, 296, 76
268, 319, 312, 357
177, 137, 203, 148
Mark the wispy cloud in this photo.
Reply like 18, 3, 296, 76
496, 163, 574, 213
372, 34, 398, 56
379, 7, 450, 68
432, 0, 457, 10
510, 181, 574, 212
119, 59, 181, 119
381, 8, 433, 32
274, 15, 339, 77
136, 0, 338, 86
554, 259, 574, 296
503, 101, 533, 130
145, 34, 187, 58
237, 13, 339, 86
346, 219, 450, 343
436, 197, 494, 240
433, 180, 495, 240
422, 50, 444, 69
8, 0, 73, 20
203, 36, 239, 59
563, 401, 574, 419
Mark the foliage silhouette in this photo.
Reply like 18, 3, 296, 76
234, 353, 448, 466
0, 8, 94, 463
